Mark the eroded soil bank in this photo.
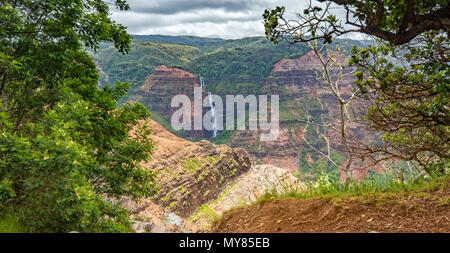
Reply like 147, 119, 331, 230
212, 182, 450, 233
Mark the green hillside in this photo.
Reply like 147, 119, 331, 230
94, 42, 203, 88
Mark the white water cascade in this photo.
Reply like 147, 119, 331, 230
200, 77, 218, 137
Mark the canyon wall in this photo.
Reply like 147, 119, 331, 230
228, 50, 358, 173
131, 66, 211, 139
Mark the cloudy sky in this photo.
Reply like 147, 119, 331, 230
110, 0, 364, 39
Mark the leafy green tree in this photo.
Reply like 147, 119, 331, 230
0, 0, 157, 232
263, 0, 449, 177
350, 32, 449, 175
263, 0, 449, 45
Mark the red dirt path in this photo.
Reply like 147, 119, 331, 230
212, 182, 450, 233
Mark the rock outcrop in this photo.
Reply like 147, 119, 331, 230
131, 65, 210, 138
144, 119, 252, 218
121, 119, 250, 232
191, 164, 305, 231
123, 120, 304, 232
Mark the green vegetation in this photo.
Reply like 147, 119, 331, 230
190, 204, 220, 226
0, 209, 33, 233
0, 0, 157, 232
132, 35, 224, 50
350, 32, 449, 175
182, 158, 202, 172
258, 172, 449, 204
297, 149, 343, 182
183, 38, 310, 95
95, 41, 203, 88
264, 0, 449, 180
212, 130, 236, 145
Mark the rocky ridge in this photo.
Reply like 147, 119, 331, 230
122, 120, 303, 232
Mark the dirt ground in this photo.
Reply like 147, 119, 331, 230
212, 183, 450, 233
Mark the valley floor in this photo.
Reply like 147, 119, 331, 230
212, 181, 450, 233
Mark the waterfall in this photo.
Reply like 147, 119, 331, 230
208, 92, 217, 137
200, 77, 217, 137
200, 77, 205, 89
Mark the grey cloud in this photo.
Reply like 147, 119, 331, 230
110, 0, 360, 39
126, 0, 268, 15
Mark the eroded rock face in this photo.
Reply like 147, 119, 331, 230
124, 120, 304, 233
131, 65, 209, 138
191, 164, 306, 231
228, 50, 358, 173
143, 120, 252, 218
121, 119, 252, 232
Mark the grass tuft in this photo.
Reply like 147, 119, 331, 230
0, 210, 33, 233
257, 173, 449, 204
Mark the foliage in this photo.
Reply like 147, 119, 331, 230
262, 1, 449, 179
259, 170, 448, 204
297, 150, 342, 182
183, 38, 310, 95
0, 208, 33, 233
190, 204, 220, 226
212, 130, 236, 145
0, 0, 157, 232
94, 41, 203, 89
263, 0, 449, 45
350, 32, 449, 176
132, 35, 224, 50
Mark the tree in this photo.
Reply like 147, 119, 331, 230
350, 32, 449, 176
263, 0, 449, 177
295, 42, 371, 183
0, 0, 157, 232
263, 0, 449, 45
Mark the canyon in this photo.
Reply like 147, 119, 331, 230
93, 37, 377, 232
127, 49, 361, 175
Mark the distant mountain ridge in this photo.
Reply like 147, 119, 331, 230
131, 35, 225, 49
